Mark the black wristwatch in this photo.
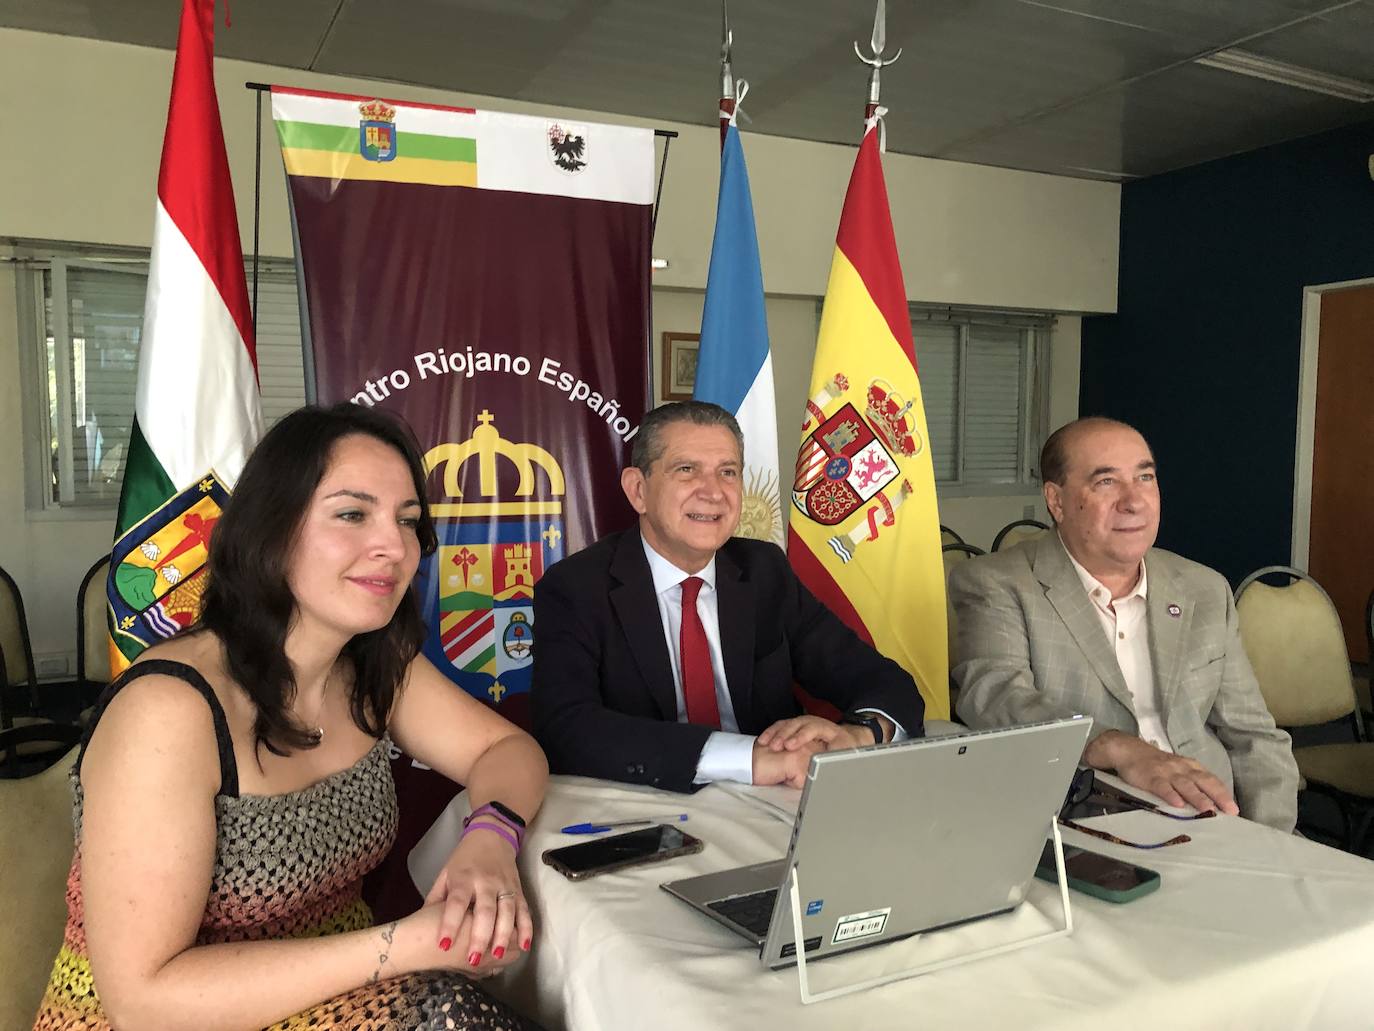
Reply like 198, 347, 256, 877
839, 712, 884, 746
487, 799, 528, 828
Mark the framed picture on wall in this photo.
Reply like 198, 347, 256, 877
660, 332, 700, 401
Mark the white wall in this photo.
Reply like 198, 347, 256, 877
0, 27, 1114, 673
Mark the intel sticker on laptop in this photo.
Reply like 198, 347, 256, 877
805, 899, 824, 916
832, 907, 891, 945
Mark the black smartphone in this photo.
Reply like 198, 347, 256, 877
1035, 841, 1161, 903
542, 824, 705, 881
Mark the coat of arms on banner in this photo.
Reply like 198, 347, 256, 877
416, 410, 565, 706
792, 376, 922, 564
547, 122, 588, 174
359, 99, 398, 162
108, 474, 229, 654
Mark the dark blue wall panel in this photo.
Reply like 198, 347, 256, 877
1081, 119, 1374, 585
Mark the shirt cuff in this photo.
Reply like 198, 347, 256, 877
693, 731, 757, 785
856, 708, 909, 743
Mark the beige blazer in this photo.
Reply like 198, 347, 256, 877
950, 533, 1298, 832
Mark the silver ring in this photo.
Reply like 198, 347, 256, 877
496, 891, 517, 901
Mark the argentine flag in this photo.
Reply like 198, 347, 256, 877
694, 123, 783, 543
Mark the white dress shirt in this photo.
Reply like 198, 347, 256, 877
641, 537, 758, 783
1065, 551, 1173, 753
641, 535, 906, 785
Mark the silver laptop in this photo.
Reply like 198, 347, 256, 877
661, 716, 1092, 969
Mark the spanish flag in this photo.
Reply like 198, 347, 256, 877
787, 121, 948, 719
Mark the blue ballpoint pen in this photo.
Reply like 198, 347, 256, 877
560, 814, 690, 834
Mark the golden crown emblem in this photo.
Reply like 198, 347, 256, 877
359, 99, 397, 123
865, 379, 918, 458
424, 411, 565, 518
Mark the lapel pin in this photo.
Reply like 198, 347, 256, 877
1167, 603, 1181, 618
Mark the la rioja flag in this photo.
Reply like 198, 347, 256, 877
107, 0, 262, 673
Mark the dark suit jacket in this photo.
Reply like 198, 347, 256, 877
532, 529, 924, 792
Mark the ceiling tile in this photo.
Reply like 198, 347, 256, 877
945, 60, 1371, 177
1013, 0, 1350, 48
1241, 2, 1374, 83
4, 0, 1374, 181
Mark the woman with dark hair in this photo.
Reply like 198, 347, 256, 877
35, 404, 548, 1030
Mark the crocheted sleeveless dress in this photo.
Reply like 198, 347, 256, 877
33, 660, 537, 1030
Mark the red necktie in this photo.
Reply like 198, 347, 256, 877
678, 576, 721, 729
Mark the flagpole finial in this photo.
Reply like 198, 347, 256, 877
719, 0, 736, 148
720, 0, 735, 101
853, 0, 901, 118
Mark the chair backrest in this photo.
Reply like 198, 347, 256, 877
942, 542, 985, 576
942, 544, 986, 665
1366, 586, 1374, 669
0, 564, 37, 693
0, 721, 83, 779
939, 525, 965, 548
77, 556, 112, 688
1235, 566, 1356, 729
991, 519, 1050, 553
0, 743, 76, 1030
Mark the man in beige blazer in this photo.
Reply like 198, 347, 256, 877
951, 417, 1298, 832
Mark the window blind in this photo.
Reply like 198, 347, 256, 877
50, 265, 144, 505
252, 272, 307, 428
908, 305, 1050, 487
913, 322, 959, 482
963, 325, 1024, 484
34, 258, 309, 509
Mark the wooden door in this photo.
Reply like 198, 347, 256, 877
1310, 286, 1374, 663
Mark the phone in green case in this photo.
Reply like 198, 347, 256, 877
1035, 841, 1161, 903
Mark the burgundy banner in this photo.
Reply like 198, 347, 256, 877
285, 160, 651, 733
277, 96, 653, 916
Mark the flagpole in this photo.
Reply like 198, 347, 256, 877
853, 0, 902, 128
786, 0, 950, 719
695, 10, 783, 543
719, 0, 735, 150
251, 86, 262, 337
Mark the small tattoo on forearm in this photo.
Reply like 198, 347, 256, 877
368, 920, 398, 984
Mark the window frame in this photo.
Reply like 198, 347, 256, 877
12, 240, 304, 519
810, 297, 1053, 498
911, 304, 1053, 496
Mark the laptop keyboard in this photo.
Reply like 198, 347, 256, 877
707, 889, 778, 937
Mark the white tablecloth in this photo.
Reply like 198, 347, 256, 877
411, 775, 1374, 1031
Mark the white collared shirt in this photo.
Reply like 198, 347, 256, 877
1064, 549, 1173, 753
641, 535, 905, 785
641, 536, 757, 784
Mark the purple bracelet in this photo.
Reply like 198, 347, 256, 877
462, 803, 525, 853
467, 802, 526, 843
462, 819, 521, 853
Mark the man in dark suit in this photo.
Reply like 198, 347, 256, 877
532, 401, 924, 793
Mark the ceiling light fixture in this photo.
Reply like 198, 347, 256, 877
1195, 48, 1374, 103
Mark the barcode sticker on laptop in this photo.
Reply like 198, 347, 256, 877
832, 907, 891, 944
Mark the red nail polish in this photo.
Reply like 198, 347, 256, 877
493, 946, 505, 959
469, 952, 482, 966
522, 937, 532, 951
439, 937, 452, 952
